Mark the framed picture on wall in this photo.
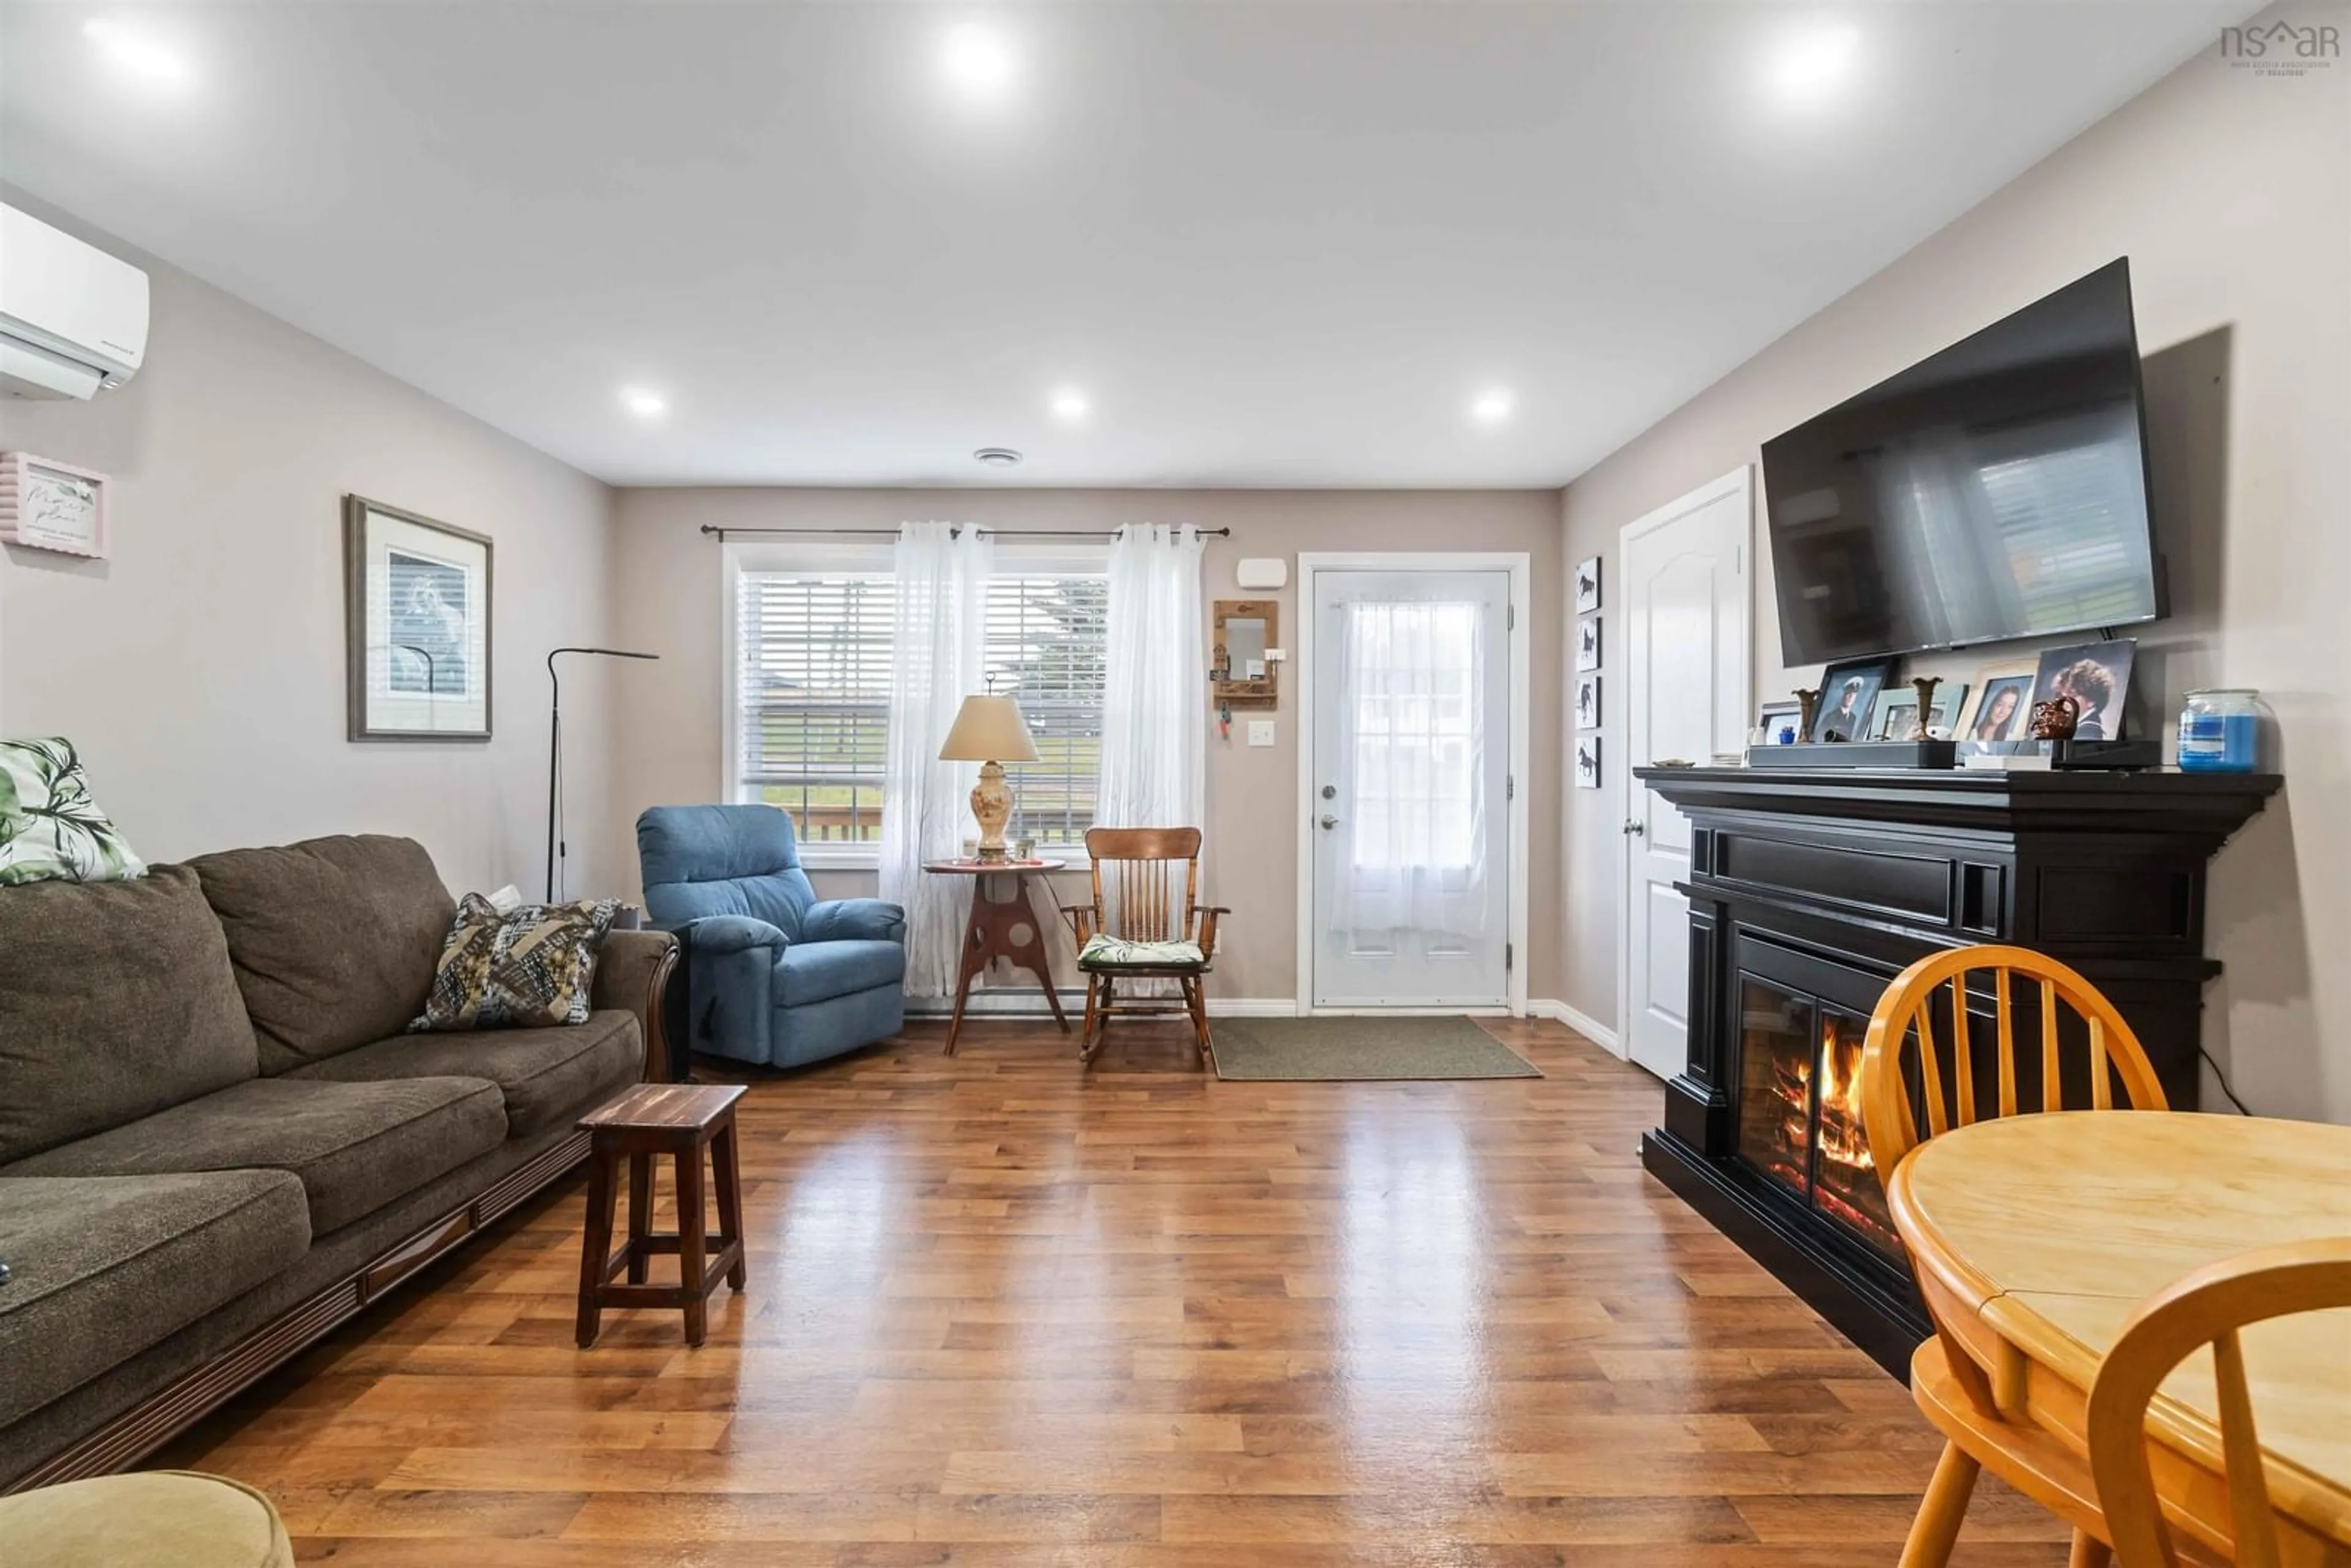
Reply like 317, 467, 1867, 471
344, 495, 493, 741
1574, 734, 1601, 789
0, 452, 109, 558
1575, 614, 1601, 672
1575, 673, 1601, 731
1573, 555, 1602, 615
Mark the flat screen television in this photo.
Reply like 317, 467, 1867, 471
1761, 258, 2161, 665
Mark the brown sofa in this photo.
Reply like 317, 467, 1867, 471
0, 835, 673, 1492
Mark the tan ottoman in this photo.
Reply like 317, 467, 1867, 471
0, 1470, 294, 1567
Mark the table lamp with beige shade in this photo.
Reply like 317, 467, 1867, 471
938, 692, 1039, 861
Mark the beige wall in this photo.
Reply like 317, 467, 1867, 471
0, 195, 621, 896
1558, 31, 2350, 1120
611, 487, 1564, 1003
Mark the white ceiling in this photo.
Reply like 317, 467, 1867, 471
1, 2, 2249, 489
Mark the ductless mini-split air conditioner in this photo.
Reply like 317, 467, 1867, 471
0, 203, 149, 400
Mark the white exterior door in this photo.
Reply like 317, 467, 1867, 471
1621, 470, 1750, 1080
1310, 568, 1513, 1008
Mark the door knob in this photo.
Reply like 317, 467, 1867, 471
1622, 819, 1645, 836
1320, 815, 1340, 830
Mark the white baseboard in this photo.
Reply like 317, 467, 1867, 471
1301, 1005, 1514, 1018
910, 996, 1602, 1027
906, 991, 1300, 1020
1209, 997, 1300, 1018
905, 988, 1084, 1018
1530, 997, 1622, 1056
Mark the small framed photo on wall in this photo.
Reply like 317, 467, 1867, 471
1575, 673, 1601, 731
344, 495, 493, 741
0, 452, 110, 558
1574, 734, 1601, 790
1575, 614, 1601, 673
1573, 555, 1602, 615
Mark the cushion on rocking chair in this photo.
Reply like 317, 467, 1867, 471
1079, 934, 1205, 969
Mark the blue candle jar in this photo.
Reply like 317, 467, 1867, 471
2177, 689, 2261, 772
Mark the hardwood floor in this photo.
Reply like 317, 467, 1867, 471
168, 1018, 2070, 1564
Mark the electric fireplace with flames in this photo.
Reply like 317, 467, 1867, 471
1632, 765, 2278, 1374
1735, 981, 1900, 1259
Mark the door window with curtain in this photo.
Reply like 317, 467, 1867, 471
1310, 564, 1512, 1008
1332, 599, 1488, 946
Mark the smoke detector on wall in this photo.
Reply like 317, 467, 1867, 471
973, 447, 1023, 468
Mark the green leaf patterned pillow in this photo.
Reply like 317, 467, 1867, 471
1078, 933, 1205, 968
0, 738, 146, 886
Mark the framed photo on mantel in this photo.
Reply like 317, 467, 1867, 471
1811, 656, 1895, 744
343, 494, 493, 741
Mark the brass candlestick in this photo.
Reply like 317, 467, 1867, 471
1909, 676, 1943, 740
1792, 687, 1822, 741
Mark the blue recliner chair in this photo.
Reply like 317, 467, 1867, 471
637, 805, 907, 1069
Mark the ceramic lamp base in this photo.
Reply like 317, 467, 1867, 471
970, 759, 1013, 861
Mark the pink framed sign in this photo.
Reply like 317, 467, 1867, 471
0, 452, 110, 559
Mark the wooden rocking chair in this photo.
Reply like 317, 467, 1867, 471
1057, 827, 1227, 1069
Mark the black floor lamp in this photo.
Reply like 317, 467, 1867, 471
546, 646, 660, 902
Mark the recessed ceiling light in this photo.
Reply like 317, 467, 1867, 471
941, 23, 1017, 99
620, 388, 667, 418
1049, 389, 1089, 421
1768, 23, 1862, 100
82, 18, 189, 83
974, 446, 1024, 468
1470, 390, 1515, 424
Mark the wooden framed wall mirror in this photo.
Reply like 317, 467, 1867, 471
1212, 599, 1278, 709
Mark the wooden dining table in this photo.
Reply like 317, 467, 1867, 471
1889, 1111, 2351, 1559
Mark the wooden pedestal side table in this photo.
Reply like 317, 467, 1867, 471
576, 1083, 748, 1348
922, 858, 1071, 1054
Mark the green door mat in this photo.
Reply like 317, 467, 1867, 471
1210, 1016, 1542, 1081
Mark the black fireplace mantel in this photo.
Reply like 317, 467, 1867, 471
1632, 763, 2279, 1373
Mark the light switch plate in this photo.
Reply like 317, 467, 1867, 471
1246, 719, 1277, 748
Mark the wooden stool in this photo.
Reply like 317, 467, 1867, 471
575, 1082, 748, 1348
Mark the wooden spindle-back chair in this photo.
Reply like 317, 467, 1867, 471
2086, 1238, 2351, 1568
1057, 827, 1227, 1069
1862, 943, 2168, 1178
1860, 943, 2169, 1568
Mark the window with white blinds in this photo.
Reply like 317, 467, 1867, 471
734, 571, 894, 844
732, 556, 1109, 852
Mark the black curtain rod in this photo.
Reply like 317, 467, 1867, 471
699, 524, 1231, 541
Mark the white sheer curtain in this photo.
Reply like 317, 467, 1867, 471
1331, 600, 1488, 942
878, 522, 993, 997
1095, 523, 1206, 941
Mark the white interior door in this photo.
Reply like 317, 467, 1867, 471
1621, 470, 1750, 1080
1310, 569, 1512, 1008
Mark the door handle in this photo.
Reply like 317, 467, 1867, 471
1622, 819, 1645, 836
1320, 815, 1340, 830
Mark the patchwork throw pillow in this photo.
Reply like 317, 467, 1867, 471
411, 892, 618, 1032
0, 737, 146, 887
